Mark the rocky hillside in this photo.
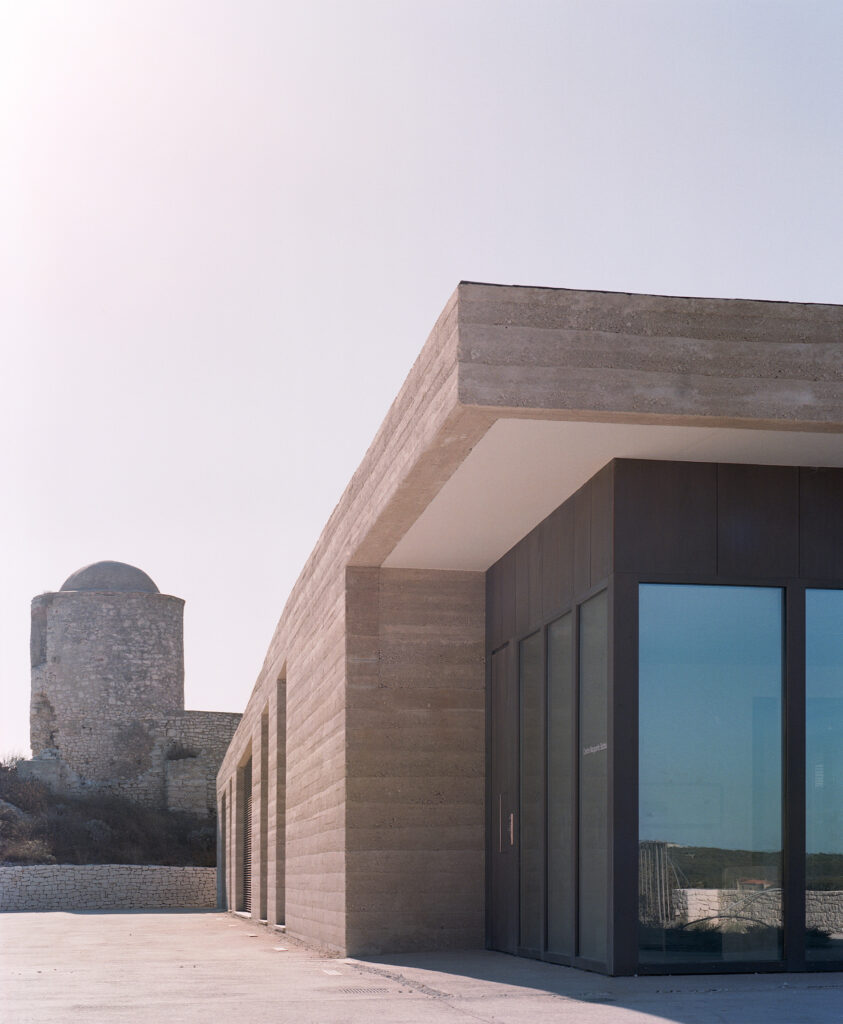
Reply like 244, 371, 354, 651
0, 757, 215, 867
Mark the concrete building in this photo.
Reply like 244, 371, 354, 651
22, 561, 241, 817
217, 283, 843, 975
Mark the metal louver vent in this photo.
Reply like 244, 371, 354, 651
242, 760, 252, 914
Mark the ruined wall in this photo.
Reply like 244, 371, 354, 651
164, 712, 243, 815
0, 864, 216, 911
23, 574, 241, 817
21, 710, 241, 816
30, 590, 184, 779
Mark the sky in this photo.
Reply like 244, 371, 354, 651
639, 585, 784, 852
2, 0, 842, 756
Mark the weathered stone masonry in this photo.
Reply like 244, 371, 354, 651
21, 561, 241, 817
0, 864, 216, 911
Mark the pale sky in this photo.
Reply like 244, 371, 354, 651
2, 1, 841, 756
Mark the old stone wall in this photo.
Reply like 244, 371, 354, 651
23, 577, 240, 816
807, 892, 843, 934
0, 865, 216, 911
675, 888, 843, 935
21, 710, 241, 816
30, 590, 184, 781
164, 711, 243, 814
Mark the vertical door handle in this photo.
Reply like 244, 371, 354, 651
509, 812, 515, 846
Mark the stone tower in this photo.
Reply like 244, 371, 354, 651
30, 561, 185, 786
23, 561, 240, 813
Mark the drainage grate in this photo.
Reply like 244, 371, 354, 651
333, 987, 393, 995
576, 993, 616, 1003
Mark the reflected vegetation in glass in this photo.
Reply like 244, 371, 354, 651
579, 591, 608, 963
638, 585, 784, 964
806, 589, 843, 962
547, 613, 574, 957
519, 631, 543, 953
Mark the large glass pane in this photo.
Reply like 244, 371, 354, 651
806, 588, 843, 962
638, 585, 783, 965
547, 613, 574, 956
519, 631, 543, 952
579, 591, 609, 962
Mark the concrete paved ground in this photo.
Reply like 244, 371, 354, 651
2, 911, 843, 1024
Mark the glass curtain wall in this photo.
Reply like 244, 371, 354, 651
579, 591, 609, 962
806, 588, 843, 962
547, 613, 574, 957
638, 585, 784, 965
520, 632, 544, 953
516, 599, 607, 964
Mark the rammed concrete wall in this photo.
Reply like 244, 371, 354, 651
457, 284, 843, 428
345, 567, 486, 954
218, 289, 466, 948
0, 865, 216, 911
217, 283, 843, 957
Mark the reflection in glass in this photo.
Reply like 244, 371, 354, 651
519, 632, 543, 952
579, 591, 608, 962
806, 589, 843, 962
547, 614, 574, 957
638, 585, 783, 964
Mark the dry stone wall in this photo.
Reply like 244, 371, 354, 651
0, 864, 216, 911
675, 888, 843, 935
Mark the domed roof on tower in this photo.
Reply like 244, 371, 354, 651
60, 561, 160, 594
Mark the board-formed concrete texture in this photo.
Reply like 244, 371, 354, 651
21, 561, 241, 816
217, 283, 843, 964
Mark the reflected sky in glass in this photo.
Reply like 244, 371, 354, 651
639, 585, 783, 852
807, 589, 843, 857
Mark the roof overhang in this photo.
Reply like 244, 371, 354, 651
383, 418, 843, 571
356, 283, 843, 573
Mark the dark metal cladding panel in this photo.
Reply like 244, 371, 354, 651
573, 485, 592, 596
613, 460, 717, 576
539, 507, 562, 620
486, 564, 502, 650
590, 463, 613, 584
717, 463, 800, 578
527, 527, 543, 630
500, 548, 517, 642
800, 466, 843, 580
515, 541, 531, 638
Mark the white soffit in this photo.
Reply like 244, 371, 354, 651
383, 418, 843, 572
